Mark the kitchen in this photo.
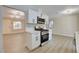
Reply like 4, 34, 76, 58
2, 6, 53, 52
1, 5, 79, 53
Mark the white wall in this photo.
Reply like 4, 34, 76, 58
77, 15, 79, 31
53, 15, 78, 37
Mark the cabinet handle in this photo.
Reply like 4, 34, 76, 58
36, 36, 38, 41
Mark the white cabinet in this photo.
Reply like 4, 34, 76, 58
75, 32, 79, 53
25, 9, 49, 50
28, 9, 38, 23
41, 14, 49, 29
32, 32, 40, 49
26, 31, 40, 50
26, 23, 40, 50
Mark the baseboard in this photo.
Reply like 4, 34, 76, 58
53, 32, 74, 38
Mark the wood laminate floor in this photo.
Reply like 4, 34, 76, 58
24, 35, 76, 53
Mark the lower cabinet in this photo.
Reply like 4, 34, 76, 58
26, 31, 40, 50
75, 32, 79, 53
3, 33, 26, 53
32, 33, 40, 50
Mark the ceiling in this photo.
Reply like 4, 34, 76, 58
7, 5, 79, 19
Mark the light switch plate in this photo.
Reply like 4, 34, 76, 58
13, 21, 22, 30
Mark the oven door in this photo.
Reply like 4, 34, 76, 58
41, 33, 49, 43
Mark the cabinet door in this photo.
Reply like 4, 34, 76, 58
75, 32, 79, 53
32, 32, 40, 49
28, 9, 38, 23
41, 14, 49, 29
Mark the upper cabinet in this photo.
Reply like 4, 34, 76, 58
41, 14, 49, 29
28, 9, 39, 23
27, 9, 49, 27
41, 14, 49, 24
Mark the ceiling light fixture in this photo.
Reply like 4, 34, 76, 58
60, 8, 79, 14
